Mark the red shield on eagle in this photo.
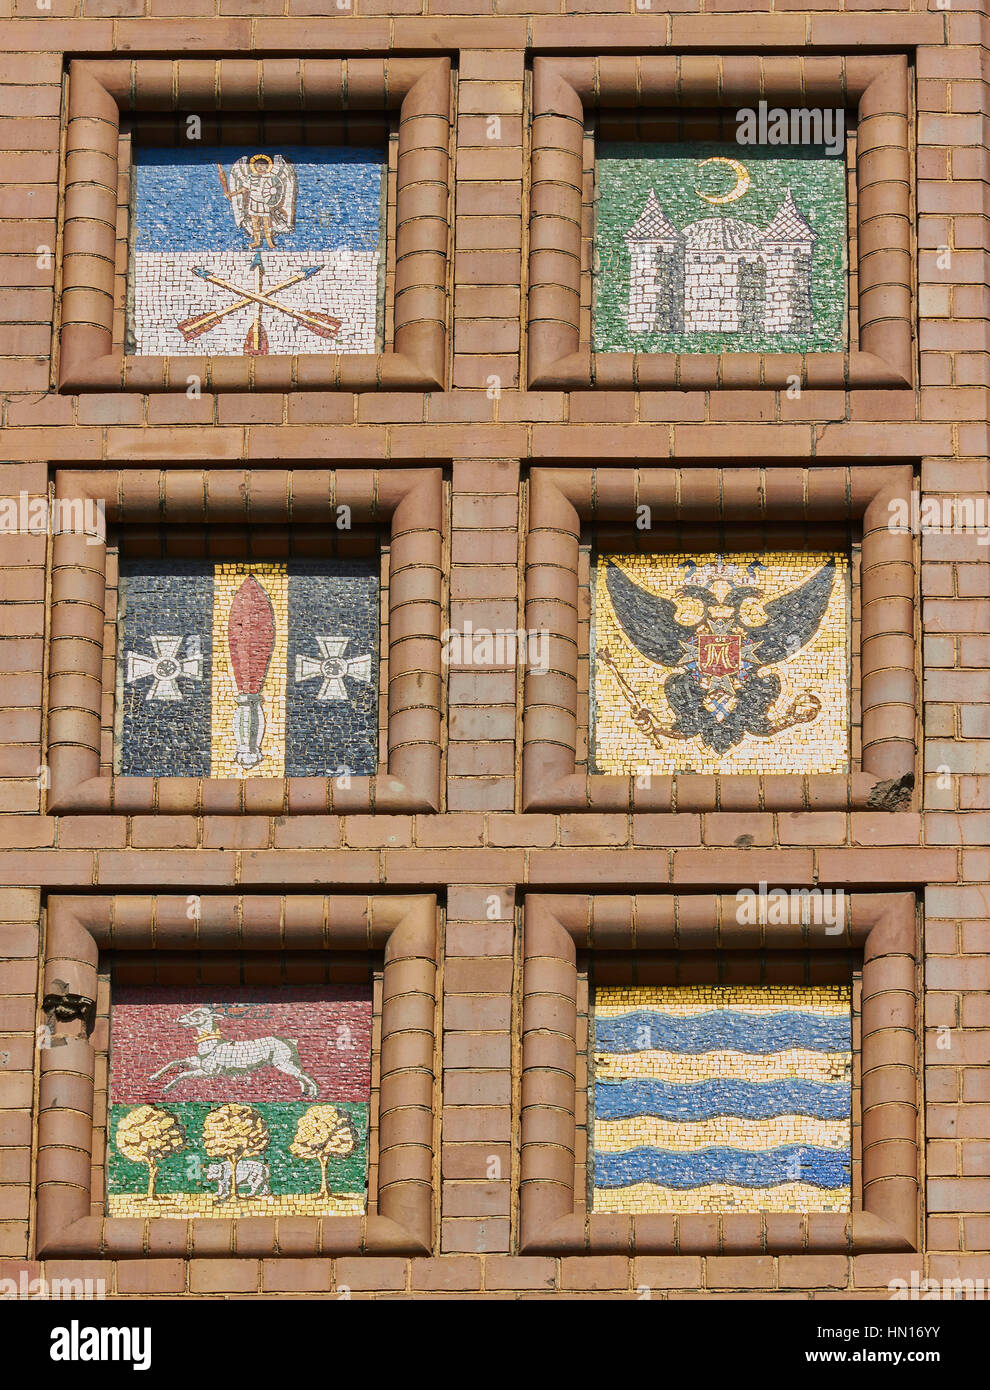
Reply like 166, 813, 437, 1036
695, 632, 741, 677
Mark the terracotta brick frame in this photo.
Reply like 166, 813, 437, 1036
528, 54, 912, 391
47, 467, 444, 814
36, 893, 438, 1258
520, 891, 919, 1256
58, 57, 451, 392
523, 464, 917, 813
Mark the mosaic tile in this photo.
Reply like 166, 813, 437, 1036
107, 985, 372, 1218
129, 145, 386, 357
590, 984, 852, 1215
117, 558, 379, 779
591, 550, 849, 776
594, 142, 847, 355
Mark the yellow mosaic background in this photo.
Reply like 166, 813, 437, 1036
591, 984, 852, 1216
591, 550, 849, 776
591, 1181, 847, 1215
210, 562, 289, 779
107, 1192, 365, 1219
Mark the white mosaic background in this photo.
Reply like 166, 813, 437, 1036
132, 250, 381, 357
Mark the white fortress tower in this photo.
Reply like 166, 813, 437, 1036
623, 190, 684, 334
624, 188, 815, 337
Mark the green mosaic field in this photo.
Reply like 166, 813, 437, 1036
594, 141, 848, 356
108, 1101, 369, 1198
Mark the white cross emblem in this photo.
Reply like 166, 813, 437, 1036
295, 636, 372, 701
125, 636, 203, 702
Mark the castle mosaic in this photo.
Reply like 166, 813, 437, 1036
590, 985, 852, 1215
129, 146, 386, 357
108, 985, 373, 1218
591, 550, 849, 777
117, 559, 380, 779
594, 142, 847, 355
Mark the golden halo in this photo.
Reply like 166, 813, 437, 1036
694, 156, 751, 205
249, 153, 274, 172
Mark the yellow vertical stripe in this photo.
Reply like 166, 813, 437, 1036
210, 562, 288, 778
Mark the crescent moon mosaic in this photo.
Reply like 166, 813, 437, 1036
694, 155, 751, 204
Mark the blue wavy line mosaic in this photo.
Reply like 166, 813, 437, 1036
594, 1010, 851, 1055
593, 1078, 852, 1123
590, 985, 853, 1214
594, 1146, 852, 1191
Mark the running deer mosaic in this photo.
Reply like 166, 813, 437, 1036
108, 986, 373, 1218
128, 146, 387, 357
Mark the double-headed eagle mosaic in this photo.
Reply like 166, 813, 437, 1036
598, 555, 836, 753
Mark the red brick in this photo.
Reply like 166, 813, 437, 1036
560, 1257, 629, 1291
410, 1257, 482, 1291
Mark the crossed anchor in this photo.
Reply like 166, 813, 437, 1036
176, 251, 342, 355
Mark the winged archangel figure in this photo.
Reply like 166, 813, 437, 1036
598, 556, 836, 754
217, 153, 298, 249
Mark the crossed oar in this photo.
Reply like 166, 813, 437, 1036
176, 253, 342, 349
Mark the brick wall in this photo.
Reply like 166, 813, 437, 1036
0, 1, 988, 1300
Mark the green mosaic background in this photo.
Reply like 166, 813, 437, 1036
108, 1101, 369, 1199
593, 141, 848, 355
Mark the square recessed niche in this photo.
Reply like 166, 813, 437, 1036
523, 465, 917, 812
528, 54, 912, 391
36, 893, 438, 1258
47, 467, 443, 815
520, 892, 919, 1256
58, 58, 451, 391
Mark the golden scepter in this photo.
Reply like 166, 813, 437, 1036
597, 647, 687, 748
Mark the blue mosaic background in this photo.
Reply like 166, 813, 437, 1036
133, 146, 386, 252
118, 561, 214, 778
285, 558, 380, 779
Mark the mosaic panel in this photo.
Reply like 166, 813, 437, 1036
591, 550, 849, 776
108, 985, 373, 1218
129, 145, 386, 357
594, 142, 847, 355
590, 985, 852, 1215
117, 558, 380, 779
